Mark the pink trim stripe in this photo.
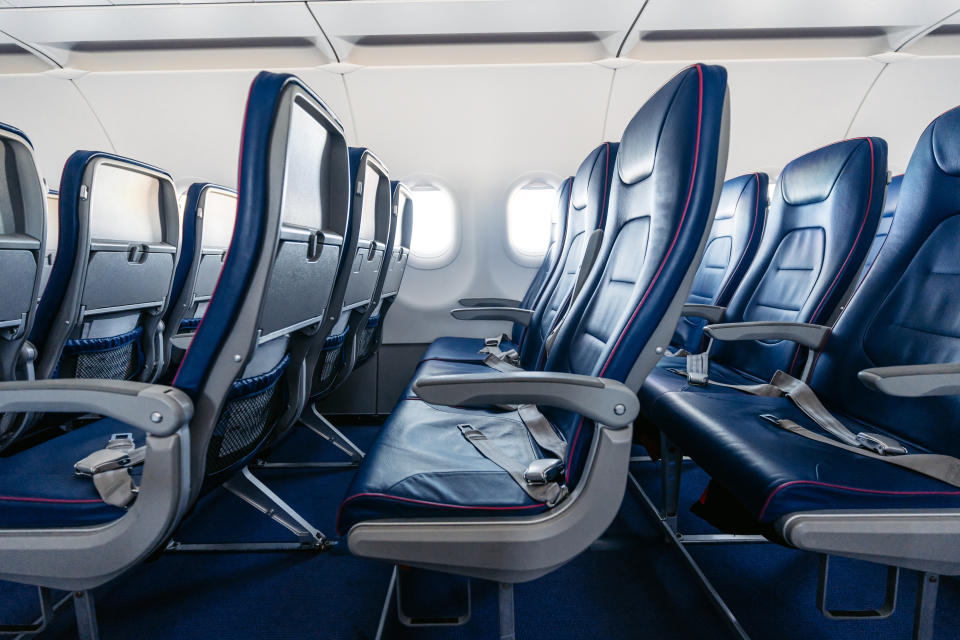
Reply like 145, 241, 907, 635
758, 479, 960, 520
0, 495, 103, 505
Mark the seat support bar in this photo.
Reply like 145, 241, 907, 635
498, 583, 516, 640
256, 405, 364, 470
913, 573, 939, 640
72, 591, 99, 640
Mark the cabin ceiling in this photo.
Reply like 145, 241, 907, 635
0, 0, 959, 189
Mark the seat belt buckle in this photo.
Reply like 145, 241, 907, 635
856, 432, 907, 456
74, 449, 134, 476
523, 458, 565, 485
107, 433, 135, 451
484, 336, 502, 348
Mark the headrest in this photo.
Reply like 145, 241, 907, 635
883, 174, 902, 218
391, 180, 414, 249
571, 143, 611, 210
348, 147, 390, 243
714, 173, 758, 221
779, 138, 876, 206
617, 65, 704, 186
555, 177, 572, 222
931, 106, 960, 176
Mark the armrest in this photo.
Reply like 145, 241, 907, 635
450, 307, 533, 326
703, 321, 831, 350
413, 371, 639, 428
0, 379, 193, 436
458, 297, 522, 308
681, 304, 726, 323
858, 364, 960, 398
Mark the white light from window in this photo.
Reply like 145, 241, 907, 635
409, 184, 456, 263
507, 181, 556, 259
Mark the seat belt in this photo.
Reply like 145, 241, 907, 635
478, 333, 520, 365
458, 424, 568, 507
761, 414, 960, 489
74, 433, 145, 507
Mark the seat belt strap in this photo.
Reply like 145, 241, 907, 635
478, 333, 520, 365
685, 352, 710, 386
458, 424, 568, 507
74, 433, 145, 507
482, 354, 523, 373
763, 415, 960, 489
517, 404, 567, 461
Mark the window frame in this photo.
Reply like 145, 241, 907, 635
503, 173, 562, 268
404, 174, 461, 270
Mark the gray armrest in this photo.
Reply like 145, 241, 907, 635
681, 304, 726, 323
458, 297, 523, 308
0, 379, 193, 436
413, 371, 639, 428
703, 321, 831, 350
450, 307, 533, 326
858, 364, 960, 397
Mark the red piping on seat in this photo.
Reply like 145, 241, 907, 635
758, 478, 960, 521
0, 495, 103, 504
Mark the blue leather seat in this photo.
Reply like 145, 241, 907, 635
0, 72, 352, 532
339, 64, 730, 534
29, 152, 181, 385
420, 144, 616, 369
672, 172, 768, 353
650, 106, 960, 525
640, 137, 888, 410
857, 173, 900, 285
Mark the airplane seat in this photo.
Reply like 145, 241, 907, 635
160, 184, 236, 371
647, 104, 960, 576
0, 72, 349, 591
38, 191, 59, 298
857, 172, 901, 285
309, 147, 390, 399
29, 152, 181, 388
354, 180, 413, 366
415, 143, 615, 373
336, 63, 730, 585
0, 124, 47, 449
671, 172, 768, 354
639, 136, 888, 411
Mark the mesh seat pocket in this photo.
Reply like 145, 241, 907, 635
315, 329, 347, 394
58, 326, 144, 380
356, 314, 381, 365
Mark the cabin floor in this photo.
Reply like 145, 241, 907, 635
3, 422, 958, 640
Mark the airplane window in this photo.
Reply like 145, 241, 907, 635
407, 182, 458, 269
506, 179, 558, 266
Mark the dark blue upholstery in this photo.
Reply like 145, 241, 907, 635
640, 137, 888, 411
651, 106, 960, 524
858, 173, 900, 285
672, 172, 768, 353
339, 64, 729, 532
421, 144, 616, 370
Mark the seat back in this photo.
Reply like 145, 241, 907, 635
355, 180, 412, 365
518, 143, 616, 370
31, 153, 181, 384
546, 63, 730, 486
672, 172, 768, 352
163, 184, 237, 363
173, 71, 350, 495
309, 148, 391, 398
0, 124, 46, 383
857, 173, 901, 286
711, 138, 887, 381
810, 108, 960, 457
508, 177, 571, 342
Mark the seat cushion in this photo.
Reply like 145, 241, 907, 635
337, 399, 550, 534
419, 336, 516, 365
403, 357, 507, 400
0, 418, 138, 528
650, 389, 960, 524
639, 354, 766, 412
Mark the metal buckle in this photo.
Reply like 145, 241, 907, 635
856, 432, 908, 456
107, 433, 135, 451
523, 458, 565, 485
484, 337, 500, 347
74, 449, 133, 476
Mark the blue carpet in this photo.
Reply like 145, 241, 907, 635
0, 426, 956, 639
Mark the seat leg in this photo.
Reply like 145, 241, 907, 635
255, 404, 365, 470
73, 591, 99, 640
498, 583, 515, 640
223, 466, 326, 547
913, 573, 939, 640
660, 431, 683, 535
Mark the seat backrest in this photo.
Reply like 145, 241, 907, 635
0, 124, 46, 382
711, 138, 887, 381
810, 107, 960, 457
173, 71, 350, 495
164, 184, 237, 353
509, 177, 572, 342
857, 173, 901, 286
355, 180, 412, 366
546, 63, 730, 486
672, 172, 768, 352
30, 152, 181, 384
518, 143, 616, 370
309, 147, 391, 398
